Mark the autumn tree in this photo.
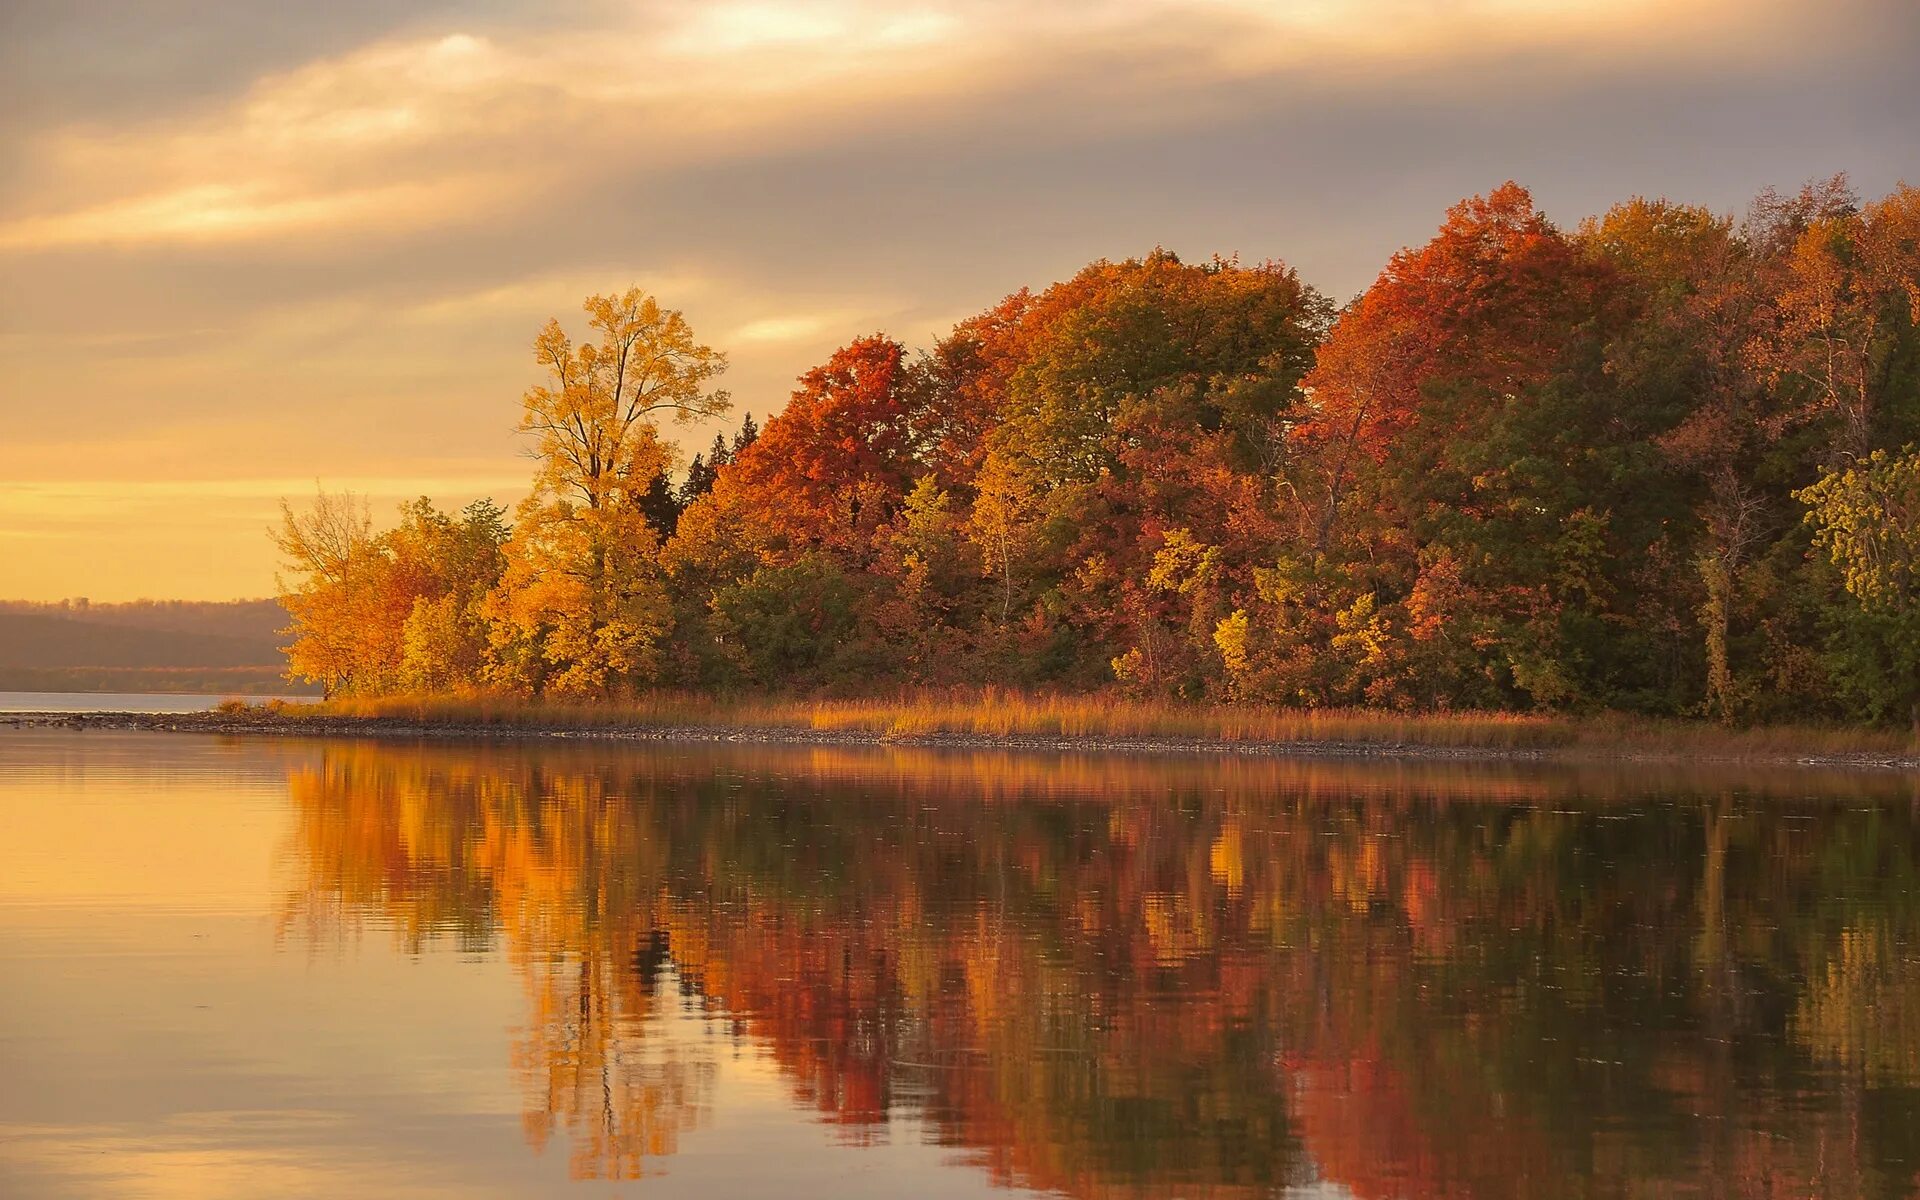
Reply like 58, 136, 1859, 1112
1266, 183, 1698, 709
723, 336, 932, 553
274, 489, 380, 696
488, 289, 728, 695
1747, 182, 1920, 458
953, 252, 1328, 687
867, 477, 982, 679
275, 491, 506, 697
967, 448, 1041, 627
1000, 252, 1323, 488
518, 288, 729, 508
1798, 447, 1920, 731
396, 499, 509, 691
1582, 197, 1766, 718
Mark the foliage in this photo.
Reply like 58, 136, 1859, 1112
708, 554, 864, 687
273, 178, 1920, 728
485, 290, 727, 695
1798, 446, 1920, 726
276, 492, 506, 697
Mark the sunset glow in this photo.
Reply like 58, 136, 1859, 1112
4, 0, 1911, 600
4, 8, 1920, 1194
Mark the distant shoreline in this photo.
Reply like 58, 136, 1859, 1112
8, 708, 1920, 775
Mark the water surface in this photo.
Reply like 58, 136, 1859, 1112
0, 691, 311, 714
2, 730, 1918, 1197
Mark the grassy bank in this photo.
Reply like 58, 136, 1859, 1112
233, 689, 1920, 762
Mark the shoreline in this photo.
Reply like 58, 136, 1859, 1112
7, 709, 1920, 774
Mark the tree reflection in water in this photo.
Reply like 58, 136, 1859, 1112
278, 742, 1920, 1196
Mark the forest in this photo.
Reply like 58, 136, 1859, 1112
275, 177, 1920, 727
0, 598, 296, 694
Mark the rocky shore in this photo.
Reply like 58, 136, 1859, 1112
7, 708, 1920, 774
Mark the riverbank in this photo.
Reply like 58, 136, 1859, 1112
6, 700, 1919, 773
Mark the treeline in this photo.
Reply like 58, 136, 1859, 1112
0, 598, 300, 694
277, 178, 1920, 724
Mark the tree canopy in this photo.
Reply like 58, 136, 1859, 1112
276, 177, 1920, 726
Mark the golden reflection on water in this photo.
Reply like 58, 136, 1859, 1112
4, 731, 1920, 1198
269, 738, 1920, 1198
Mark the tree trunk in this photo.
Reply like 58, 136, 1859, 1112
1699, 555, 1734, 723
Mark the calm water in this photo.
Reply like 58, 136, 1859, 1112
2, 732, 1918, 1198
0, 691, 313, 714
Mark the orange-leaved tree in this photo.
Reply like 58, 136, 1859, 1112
722, 335, 934, 554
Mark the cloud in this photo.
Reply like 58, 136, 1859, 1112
0, 179, 501, 249
0, 0, 1811, 252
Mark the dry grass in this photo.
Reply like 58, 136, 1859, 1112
791, 690, 1561, 747
293, 688, 1558, 746
256, 687, 1919, 760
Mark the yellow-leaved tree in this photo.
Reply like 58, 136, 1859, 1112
274, 489, 379, 697
487, 289, 729, 696
276, 492, 507, 698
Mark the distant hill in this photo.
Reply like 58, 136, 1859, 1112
0, 599, 315, 695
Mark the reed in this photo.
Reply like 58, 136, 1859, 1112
251, 687, 1918, 760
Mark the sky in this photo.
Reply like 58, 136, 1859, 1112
0, 0, 1914, 602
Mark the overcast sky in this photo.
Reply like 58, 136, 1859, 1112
1, 0, 1914, 601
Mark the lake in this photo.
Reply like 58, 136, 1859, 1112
0, 691, 316, 715
2, 730, 1917, 1197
